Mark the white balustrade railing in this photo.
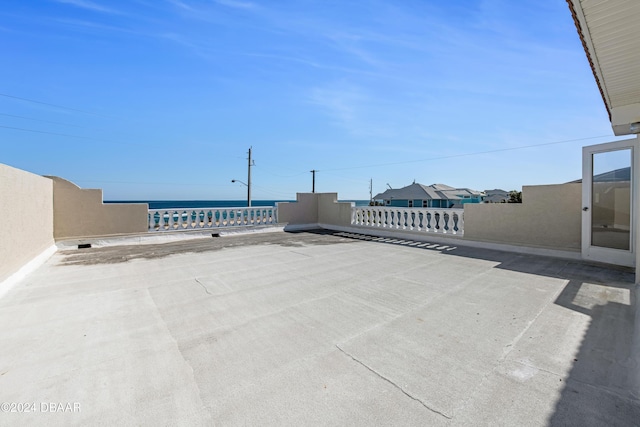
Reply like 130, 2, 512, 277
351, 206, 464, 235
149, 206, 278, 232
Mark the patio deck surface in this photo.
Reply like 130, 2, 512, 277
1, 230, 639, 426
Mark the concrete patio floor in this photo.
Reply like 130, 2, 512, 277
1, 230, 639, 426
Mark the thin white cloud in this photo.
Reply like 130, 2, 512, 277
166, 0, 196, 12
214, 0, 256, 10
54, 0, 121, 14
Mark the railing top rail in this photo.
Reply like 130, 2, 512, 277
355, 206, 464, 212
148, 206, 276, 213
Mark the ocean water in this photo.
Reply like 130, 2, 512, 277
105, 200, 371, 209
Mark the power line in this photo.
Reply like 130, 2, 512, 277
0, 112, 85, 128
0, 125, 105, 141
0, 124, 148, 148
319, 134, 614, 172
0, 93, 113, 118
257, 163, 310, 178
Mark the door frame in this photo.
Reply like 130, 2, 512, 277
582, 138, 639, 267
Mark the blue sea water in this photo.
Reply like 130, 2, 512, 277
105, 200, 371, 209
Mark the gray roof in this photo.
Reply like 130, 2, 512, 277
485, 189, 509, 196
373, 183, 483, 201
569, 166, 630, 184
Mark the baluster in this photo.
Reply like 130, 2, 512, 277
443, 211, 450, 234
425, 211, 432, 232
456, 211, 464, 235
148, 211, 155, 231
166, 210, 173, 230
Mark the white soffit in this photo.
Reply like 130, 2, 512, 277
569, 0, 640, 135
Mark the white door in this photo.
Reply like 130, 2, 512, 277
582, 139, 639, 267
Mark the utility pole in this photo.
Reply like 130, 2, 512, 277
369, 179, 373, 202
247, 147, 253, 207
310, 170, 316, 193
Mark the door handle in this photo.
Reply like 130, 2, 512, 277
582, 207, 589, 211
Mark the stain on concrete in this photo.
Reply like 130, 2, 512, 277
57, 229, 356, 266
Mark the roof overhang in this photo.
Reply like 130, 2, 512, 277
567, 0, 640, 136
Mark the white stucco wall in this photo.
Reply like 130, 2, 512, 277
0, 164, 55, 284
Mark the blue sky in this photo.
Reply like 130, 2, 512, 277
0, 0, 624, 200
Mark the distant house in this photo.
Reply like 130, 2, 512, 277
373, 183, 484, 208
483, 189, 510, 203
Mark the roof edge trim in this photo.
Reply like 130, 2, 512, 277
566, 0, 611, 121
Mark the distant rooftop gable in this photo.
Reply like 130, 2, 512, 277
373, 183, 483, 201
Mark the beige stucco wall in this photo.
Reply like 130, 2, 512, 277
277, 193, 319, 225
277, 193, 353, 228
464, 183, 582, 251
49, 176, 148, 240
317, 193, 353, 226
0, 164, 54, 283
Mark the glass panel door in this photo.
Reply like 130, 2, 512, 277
591, 149, 631, 250
582, 139, 638, 267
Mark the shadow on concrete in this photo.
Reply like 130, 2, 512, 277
327, 229, 640, 425
547, 279, 640, 426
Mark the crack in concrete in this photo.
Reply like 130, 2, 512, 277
335, 344, 452, 420
194, 278, 212, 295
